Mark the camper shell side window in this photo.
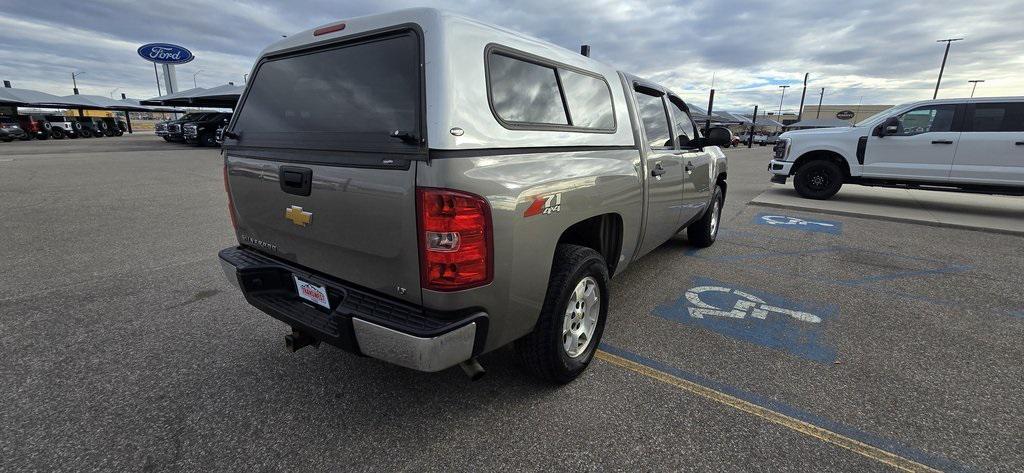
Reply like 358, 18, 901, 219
484, 44, 616, 134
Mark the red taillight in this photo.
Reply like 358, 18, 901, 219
417, 187, 493, 291
313, 23, 346, 36
223, 164, 238, 230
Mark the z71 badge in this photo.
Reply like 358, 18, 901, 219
524, 193, 562, 217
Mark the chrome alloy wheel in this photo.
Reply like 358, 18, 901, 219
563, 276, 600, 358
710, 198, 721, 237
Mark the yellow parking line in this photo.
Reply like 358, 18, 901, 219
596, 350, 941, 473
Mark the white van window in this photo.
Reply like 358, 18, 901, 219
634, 90, 672, 149
558, 69, 615, 130
488, 54, 568, 125
894, 105, 956, 136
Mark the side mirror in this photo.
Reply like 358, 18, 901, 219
703, 126, 732, 147
878, 116, 900, 137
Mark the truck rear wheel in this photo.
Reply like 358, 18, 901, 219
794, 160, 843, 199
687, 185, 723, 248
515, 244, 609, 384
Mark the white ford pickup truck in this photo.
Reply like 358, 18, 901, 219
769, 97, 1024, 199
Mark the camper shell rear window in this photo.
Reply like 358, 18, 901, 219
229, 28, 424, 153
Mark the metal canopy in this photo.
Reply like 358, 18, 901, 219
786, 118, 853, 129
0, 87, 79, 108
140, 84, 241, 108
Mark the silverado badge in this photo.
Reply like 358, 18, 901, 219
285, 205, 312, 227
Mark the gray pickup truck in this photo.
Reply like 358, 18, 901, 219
219, 8, 730, 383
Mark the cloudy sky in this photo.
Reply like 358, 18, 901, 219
1, 0, 1021, 112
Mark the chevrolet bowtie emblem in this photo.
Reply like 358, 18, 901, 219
285, 205, 312, 227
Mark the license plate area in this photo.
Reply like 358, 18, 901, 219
294, 275, 331, 310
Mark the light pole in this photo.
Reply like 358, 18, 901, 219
777, 85, 789, 132
968, 79, 984, 97
192, 70, 203, 88
933, 38, 963, 99
71, 71, 86, 94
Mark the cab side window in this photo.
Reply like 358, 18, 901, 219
969, 103, 1024, 132
668, 97, 698, 148
634, 90, 672, 149
893, 105, 956, 136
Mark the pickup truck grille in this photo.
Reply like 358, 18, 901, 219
155, 123, 166, 132
168, 124, 181, 133
183, 124, 197, 137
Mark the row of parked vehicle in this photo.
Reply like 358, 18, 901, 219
154, 112, 232, 147
0, 115, 128, 142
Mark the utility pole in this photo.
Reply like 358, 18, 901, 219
933, 38, 963, 99
816, 88, 824, 118
968, 79, 984, 97
777, 85, 789, 132
747, 105, 758, 148
797, 73, 809, 121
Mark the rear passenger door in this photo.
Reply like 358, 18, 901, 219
668, 96, 712, 223
949, 102, 1024, 185
633, 86, 685, 255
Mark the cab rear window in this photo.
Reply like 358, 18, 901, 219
231, 31, 422, 152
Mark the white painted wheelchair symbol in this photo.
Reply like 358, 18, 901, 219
685, 286, 822, 323
760, 215, 835, 228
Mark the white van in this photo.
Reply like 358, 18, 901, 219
768, 97, 1024, 199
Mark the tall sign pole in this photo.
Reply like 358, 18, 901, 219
933, 38, 963, 99
153, 63, 162, 96
705, 89, 715, 134
816, 88, 824, 118
747, 105, 758, 148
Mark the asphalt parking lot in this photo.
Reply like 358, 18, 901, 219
2, 136, 1021, 471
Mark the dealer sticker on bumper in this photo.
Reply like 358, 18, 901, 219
294, 276, 330, 309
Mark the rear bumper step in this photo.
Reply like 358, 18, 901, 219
219, 246, 487, 372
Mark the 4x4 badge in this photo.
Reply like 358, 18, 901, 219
524, 193, 562, 217
285, 205, 312, 227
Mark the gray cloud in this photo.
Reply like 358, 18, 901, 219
1, 0, 1020, 111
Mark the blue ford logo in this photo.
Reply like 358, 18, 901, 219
137, 43, 195, 65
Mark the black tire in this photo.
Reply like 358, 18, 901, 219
36, 132, 49, 140
162, 136, 172, 142
687, 185, 724, 248
515, 244, 609, 384
50, 128, 65, 139
200, 133, 217, 147
794, 160, 844, 200
79, 128, 92, 138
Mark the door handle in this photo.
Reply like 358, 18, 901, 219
931, 140, 954, 144
1015, 141, 1024, 146
651, 162, 666, 177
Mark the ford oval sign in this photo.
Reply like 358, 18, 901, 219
836, 110, 856, 120
137, 43, 194, 65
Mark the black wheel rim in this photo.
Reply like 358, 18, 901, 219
807, 170, 830, 191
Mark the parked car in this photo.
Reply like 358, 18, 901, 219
183, 112, 232, 146
96, 117, 125, 136
0, 118, 28, 141
45, 115, 80, 139
218, 8, 731, 383
158, 113, 210, 142
16, 115, 52, 140
71, 117, 103, 138
769, 97, 1024, 199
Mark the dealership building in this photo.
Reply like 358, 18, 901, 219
800, 104, 893, 124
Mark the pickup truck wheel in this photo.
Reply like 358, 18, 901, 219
515, 244, 609, 384
50, 127, 65, 139
200, 133, 217, 147
794, 160, 843, 199
687, 185, 723, 247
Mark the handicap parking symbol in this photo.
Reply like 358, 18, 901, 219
754, 213, 842, 234
654, 277, 838, 363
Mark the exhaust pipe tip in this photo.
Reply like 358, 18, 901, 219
459, 358, 485, 381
